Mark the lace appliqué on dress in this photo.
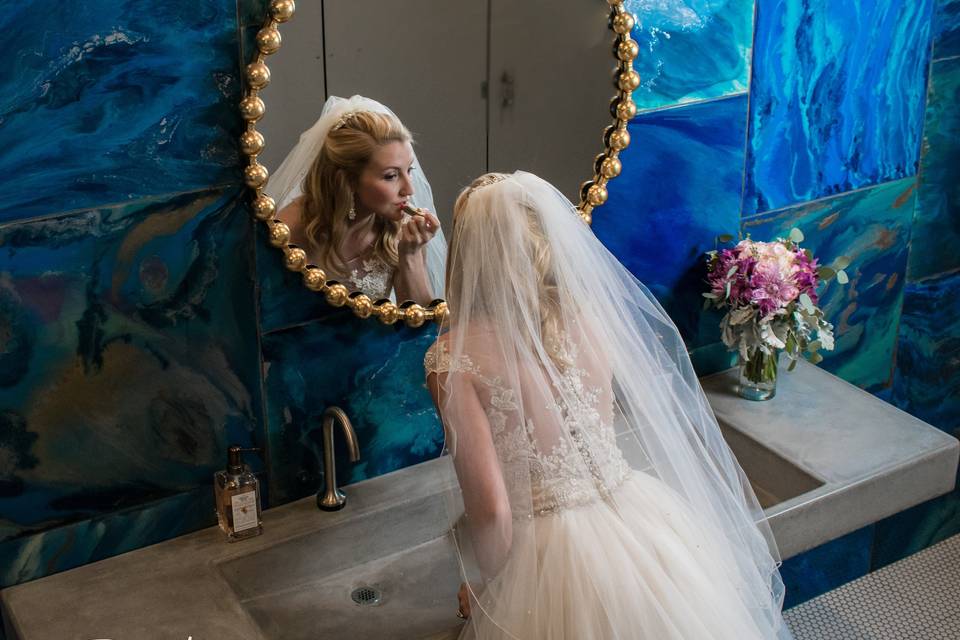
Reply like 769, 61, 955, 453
424, 338, 630, 519
347, 257, 393, 300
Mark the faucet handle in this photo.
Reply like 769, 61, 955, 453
317, 406, 361, 511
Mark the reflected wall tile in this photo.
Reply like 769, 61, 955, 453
595, 94, 747, 349
261, 317, 443, 505
689, 341, 738, 378
626, 0, 755, 110
0, 0, 242, 222
255, 223, 333, 332
0, 188, 263, 541
0, 488, 214, 589
742, 178, 916, 392
909, 57, 960, 282
935, 0, 960, 59
744, 0, 934, 215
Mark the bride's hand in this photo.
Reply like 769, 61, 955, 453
457, 582, 471, 619
398, 209, 440, 257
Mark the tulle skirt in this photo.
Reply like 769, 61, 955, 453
457, 469, 793, 640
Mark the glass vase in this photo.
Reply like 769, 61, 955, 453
737, 348, 780, 401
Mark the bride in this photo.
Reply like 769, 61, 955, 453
267, 95, 446, 304
425, 172, 794, 639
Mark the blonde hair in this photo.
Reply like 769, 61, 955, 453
300, 111, 412, 279
450, 173, 569, 370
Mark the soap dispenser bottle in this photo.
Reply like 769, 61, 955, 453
214, 445, 263, 542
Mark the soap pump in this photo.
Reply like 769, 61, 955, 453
214, 445, 263, 542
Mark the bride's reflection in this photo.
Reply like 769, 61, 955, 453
268, 95, 447, 305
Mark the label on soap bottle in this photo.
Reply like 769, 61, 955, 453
231, 490, 259, 533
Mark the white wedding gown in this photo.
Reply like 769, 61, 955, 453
425, 333, 789, 640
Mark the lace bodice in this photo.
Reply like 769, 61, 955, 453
425, 338, 630, 518
341, 256, 394, 300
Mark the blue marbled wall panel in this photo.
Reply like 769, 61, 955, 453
625, 0, 754, 110
780, 524, 874, 608
909, 58, 960, 282
0, 487, 214, 589
935, 0, 960, 58
744, 0, 934, 215
0, 0, 241, 223
891, 271, 960, 438
0, 189, 262, 545
742, 178, 916, 392
261, 317, 443, 504
595, 94, 747, 349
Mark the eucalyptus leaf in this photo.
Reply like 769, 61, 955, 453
833, 255, 851, 270
799, 293, 816, 314
717, 234, 734, 243
789, 228, 805, 243
817, 266, 836, 281
810, 351, 824, 364
836, 269, 849, 284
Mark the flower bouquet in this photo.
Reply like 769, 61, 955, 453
703, 228, 850, 400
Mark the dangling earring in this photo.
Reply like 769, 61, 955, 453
347, 200, 356, 221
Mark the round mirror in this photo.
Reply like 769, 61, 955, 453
239, 0, 639, 325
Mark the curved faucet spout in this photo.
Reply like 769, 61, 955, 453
318, 406, 361, 511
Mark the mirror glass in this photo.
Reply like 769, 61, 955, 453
257, 0, 615, 305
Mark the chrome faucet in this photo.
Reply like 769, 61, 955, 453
317, 406, 361, 511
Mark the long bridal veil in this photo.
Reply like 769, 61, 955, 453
432, 172, 792, 638
265, 94, 446, 298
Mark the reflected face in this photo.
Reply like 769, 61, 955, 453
355, 141, 416, 223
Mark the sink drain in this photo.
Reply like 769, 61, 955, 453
351, 586, 382, 606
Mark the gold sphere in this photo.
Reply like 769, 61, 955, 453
240, 130, 265, 155
251, 194, 275, 220
404, 304, 426, 328
256, 27, 282, 54
600, 156, 622, 178
239, 96, 266, 122
616, 98, 637, 122
376, 301, 400, 324
587, 184, 608, 206
618, 69, 641, 92
270, 0, 296, 22
617, 38, 639, 62
350, 294, 373, 318
245, 62, 271, 89
302, 266, 326, 291
431, 301, 449, 325
268, 221, 290, 247
244, 163, 269, 188
609, 128, 631, 151
579, 205, 594, 225
611, 12, 635, 34
325, 284, 349, 307
284, 246, 307, 271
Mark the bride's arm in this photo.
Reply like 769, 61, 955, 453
427, 370, 513, 582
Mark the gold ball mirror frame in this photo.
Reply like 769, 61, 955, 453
238, 0, 639, 327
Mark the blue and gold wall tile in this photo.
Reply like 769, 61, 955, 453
0, 188, 263, 578
909, 57, 960, 282
742, 178, 916, 393
626, 0, 755, 110
260, 315, 442, 505
596, 94, 748, 349
744, 0, 934, 215
0, 0, 242, 222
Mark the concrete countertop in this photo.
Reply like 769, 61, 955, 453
3, 360, 957, 639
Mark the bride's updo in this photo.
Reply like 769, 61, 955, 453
300, 111, 412, 279
450, 173, 569, 370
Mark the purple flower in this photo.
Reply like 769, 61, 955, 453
749, 263, 799, 316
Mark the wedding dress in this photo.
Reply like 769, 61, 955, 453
425, 172, 793, 639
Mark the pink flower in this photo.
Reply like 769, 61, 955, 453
750, 263, 799, 316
